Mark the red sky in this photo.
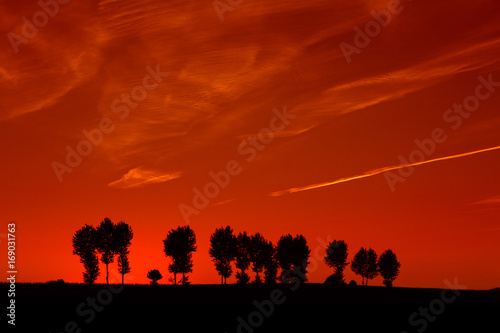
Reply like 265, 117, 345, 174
1, 0, 499, 289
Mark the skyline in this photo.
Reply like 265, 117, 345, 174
1, 0, 500, 289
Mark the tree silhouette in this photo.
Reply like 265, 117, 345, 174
250, 233, 268, 283
180, 275, 191, 285
378, 249, 401, 287
235, 232, 252, 284
117, 253, 130, 285
72, 224, 100, 284
115, 222, 133, 285
96, 218, 118, 285
364, 248, 379, 285
276, 234, 311, 283
351, 247, 379, 286
147, 269, 163, 285
263, 240, 279, 284
163, 225, 197, 285
209, 226, 236, 284
351, 247, 367, 285
324, 240, 349, 284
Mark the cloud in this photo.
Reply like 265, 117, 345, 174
270, 145, 500, 196
212, 199, 237, 207
108, 167, 182, 189
470, 195, 500, 205
295, 34, 500, 122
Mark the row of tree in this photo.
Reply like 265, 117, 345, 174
72, 218, 133, 285
158, 225, 400, 286
324, 241, 401, 287
73, 220, 400, 287
208, 226, 309, 285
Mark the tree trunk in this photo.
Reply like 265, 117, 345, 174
174, 272, 177, 285
121, 272, 124, 285
106, 263, 109, 285
182, 272, 185, 285
221, 275, 223, 285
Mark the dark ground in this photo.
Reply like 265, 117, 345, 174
4, 282, 499, 332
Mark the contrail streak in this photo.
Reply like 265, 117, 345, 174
270, 145, 500, 197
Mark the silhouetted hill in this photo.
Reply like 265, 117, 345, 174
6, 282, 499, 332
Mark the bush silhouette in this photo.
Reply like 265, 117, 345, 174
147, 269, 163, 285
324, 273, 346, 286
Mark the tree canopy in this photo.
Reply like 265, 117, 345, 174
163, 225, 197, 285
324, 240, 349, 284
275, 234, 311, 283
378, 249, 401, 287
209, 226, 237, 284
351, 247, 379, 286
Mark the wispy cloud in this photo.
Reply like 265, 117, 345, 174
270, 145, 500, 196
470, 195, 500, 205
212, 199, 237, 207
108, 167, 182, 189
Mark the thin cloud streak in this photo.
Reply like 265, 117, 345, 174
470, 195, 500, 205
270, 145, 500, 196
108, 167, 182, 189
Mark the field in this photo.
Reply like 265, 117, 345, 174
7, 282, 500, 332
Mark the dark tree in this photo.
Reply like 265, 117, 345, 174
250, 233, 268, 283
72, 224, 100, 284
365, 248, 379, 285
115, 222, 133, 285
209, 226, 236, 284
351, 247, 379, 286
96, 218, 118, 285
147, 269, 163, 285
163, 225, 197, 285
275, 234, 311, 283
263, 241, 279, 284
235, 232, 252, 284
117, 253, 131, 285
378, 249, 401, 287
180, 275, 191, 285
351, 247, 367, 285
82, 253, 100, 285
324, 240, 349, 284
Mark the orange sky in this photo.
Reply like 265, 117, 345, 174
1, 0, 499, 289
